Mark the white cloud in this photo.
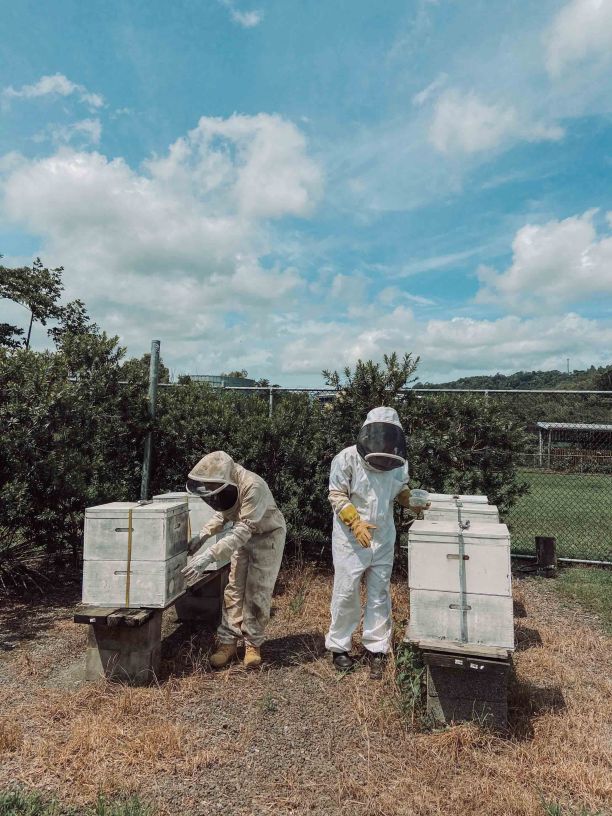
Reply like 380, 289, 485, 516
218, 0, 263, 28
35, 118, 102, 147
146, 114, 322, 219
412, 73, 448, 107
545, 0, 612, 77
276, 307, 612, 378
476, 209, 612, 312
0, 113, 323, 375
429, 89, 564, 155
230, 9, 263, 27
3, 73, 104, 110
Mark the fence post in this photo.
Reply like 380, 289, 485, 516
269, 387, 274, 418
140, 340, 160, 500
535, 536, 557, 577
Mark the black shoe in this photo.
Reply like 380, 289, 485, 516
332, 651, 355, 672
366, 650, 386, 680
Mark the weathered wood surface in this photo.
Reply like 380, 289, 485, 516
82, 551, 187, 608
84, 500, 189, 561
152, 492, 231, 570
407, 590, 515, 651
404, 633, 512, 660
423, 505, 500, 524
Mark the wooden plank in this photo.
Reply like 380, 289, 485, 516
123, 609, 154, 627
73, 606, 120, 625
404, 633, 511, 660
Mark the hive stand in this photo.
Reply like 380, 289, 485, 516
74, 565, 229, 685
415, 643, 512, 730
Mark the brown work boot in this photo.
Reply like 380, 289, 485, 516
244, 644, 262, 669
209, 642, 238, 669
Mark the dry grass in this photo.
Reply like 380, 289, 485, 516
0, 569, 610, 816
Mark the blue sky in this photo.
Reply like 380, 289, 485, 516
1, 0, 612, 384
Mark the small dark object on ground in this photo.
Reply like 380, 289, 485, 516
366, 650, 386, 680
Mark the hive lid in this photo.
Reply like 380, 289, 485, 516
409, 519, 510, 543
425, 504, 499, 516
85, 500, 187, 518
153, 492, 188, 500
428, 493, 489, 504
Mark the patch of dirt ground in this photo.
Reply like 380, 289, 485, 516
0, 568, 610, 816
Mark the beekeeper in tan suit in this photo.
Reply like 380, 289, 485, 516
183, 451, 286, 669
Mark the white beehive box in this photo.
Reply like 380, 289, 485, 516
428, 493, 489, 505
152, 492, 231, 571
423, 504, 500, 524
82, 552, 186, 608
84, 501, 188, 561
408, 521, 511, 596
408, 590, 514, 650
82, 500, 189, 608
407, 519, 514, 652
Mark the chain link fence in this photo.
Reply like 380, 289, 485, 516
222, 386, 612, 564
409, 390, 611, 563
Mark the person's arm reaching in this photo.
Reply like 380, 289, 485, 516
182, 483, 268, 579
187, 511, 226, 555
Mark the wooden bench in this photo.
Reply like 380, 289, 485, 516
74, 566, 229, 685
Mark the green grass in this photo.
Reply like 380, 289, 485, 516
546, 567, 612, 632
0, 791, 152, 816
505, 470, 612, 561
541, 798, 605, 816
395, 644, 427, 727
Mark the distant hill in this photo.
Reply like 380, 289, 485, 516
415, 365, 612, 391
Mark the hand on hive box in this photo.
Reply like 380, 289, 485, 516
182, 550, 214, 582
187, 534, 204, 555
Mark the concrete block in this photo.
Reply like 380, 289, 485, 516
86, 611, 162, 685
424, 651, 510, 730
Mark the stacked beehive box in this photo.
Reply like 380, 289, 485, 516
82, 500, 188, 608
152, 491, 231, 571
407, 494, 514, 727
407, 517, 513, 651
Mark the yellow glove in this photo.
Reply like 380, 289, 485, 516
338, 504, 377, 548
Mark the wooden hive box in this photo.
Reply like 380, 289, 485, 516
82, 501, 188, 608
427, 493, 489, 505
423, 504, 500, 524
407, 520, 514, 652
152, 492, 231, 570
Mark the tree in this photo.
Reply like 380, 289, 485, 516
48, 299, 100, 347
121, 353, 171, 385
593, 364, 612, 391
0, 323, 24, 350
221, 369, 249, 379
0, 258, 64, 349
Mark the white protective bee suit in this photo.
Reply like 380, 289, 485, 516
186, 451, 286, 648
325, 407, 410, 655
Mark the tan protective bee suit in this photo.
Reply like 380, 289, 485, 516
188, 451, 286, 647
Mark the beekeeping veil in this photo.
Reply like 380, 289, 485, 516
356, 406, 407, 472
186, 451, 239, 512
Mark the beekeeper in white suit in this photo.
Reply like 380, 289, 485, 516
182, 451, 286, 670
326, 406, 413, 679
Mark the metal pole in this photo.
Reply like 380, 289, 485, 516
538, 428, 543, 468
269, 387, 273, 418
25, 311, 34, 350
140, 340, 160, 500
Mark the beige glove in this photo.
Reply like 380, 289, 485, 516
338, 503, 377, 548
